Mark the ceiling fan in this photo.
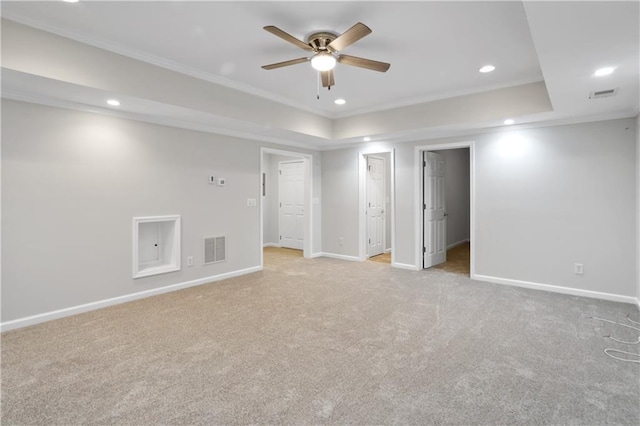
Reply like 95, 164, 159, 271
261, 22, 390, 91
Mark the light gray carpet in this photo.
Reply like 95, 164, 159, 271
2, 249, 639, 425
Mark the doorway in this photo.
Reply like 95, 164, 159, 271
415, 142, 475, 276
260, 148, 312, 267
359, 149, 395, 265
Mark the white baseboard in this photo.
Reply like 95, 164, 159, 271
0, 266, 263, 332
473, 274, 638, 305
263, 243, 281, 248
318, 252, 362, 262
309, 252, 324, 258
447, 239, 470, 250
384, 248, 392, 254
392, 262, 420, 271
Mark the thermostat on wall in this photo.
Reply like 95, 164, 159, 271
217, 178, 226, 186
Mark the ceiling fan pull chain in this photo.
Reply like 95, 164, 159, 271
317, 71, 320, 100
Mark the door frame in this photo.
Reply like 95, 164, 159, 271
260, 148, 313, 267
358, 148, 396, 264
414, 141, 476, 277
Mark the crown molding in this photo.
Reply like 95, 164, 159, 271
322, 109, 638, 150
1, 90, 326, 151
1, 13, 337, 120
336, 78, 546, 119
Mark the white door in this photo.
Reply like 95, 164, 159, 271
279, 160, 304, 250
367, 156, 385, 257
423, 151, 447, 268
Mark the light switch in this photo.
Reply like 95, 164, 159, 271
247, 198, 257, 207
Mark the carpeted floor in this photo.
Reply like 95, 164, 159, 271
2, 250, 639, 424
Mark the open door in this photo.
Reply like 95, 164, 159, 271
423, 151, 447, 268
366, 155, 385, 257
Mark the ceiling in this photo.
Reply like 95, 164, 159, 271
1, 1, 639, 150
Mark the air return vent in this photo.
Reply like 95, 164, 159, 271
204, 236, 226, 264
589, 88, 617, 99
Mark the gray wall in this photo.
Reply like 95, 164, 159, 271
322, 118, 637, 297
1, 100, 321, 322
439, 149, 470, 248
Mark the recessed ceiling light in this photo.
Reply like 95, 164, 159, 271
479, 65, 495, 73
107, 99, 120, 106
594, 67, 615, 77
334, 99, 346, 105
504, 119, 515, 125
363, 137, 371, 142
63, 0, 79, 3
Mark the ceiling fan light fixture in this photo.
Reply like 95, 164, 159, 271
311, 52, 336, 71
334, 99, 346, 105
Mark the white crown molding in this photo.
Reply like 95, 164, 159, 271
3, 87, 636, 153
0, 12, 337, 120
321, 109, 639, 150
1, 90, 326, 151
336, 78, 546, 119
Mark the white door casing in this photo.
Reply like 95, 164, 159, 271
423, 151, 447, 268
367, 155, 385, 257
279, 160, 304, 250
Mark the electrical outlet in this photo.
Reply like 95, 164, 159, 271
187, 256, 194, 267
247, 198, 257, 207
574, 263, 583, 275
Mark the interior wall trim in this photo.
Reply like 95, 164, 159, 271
473, 273, 638, 305
0, 266, 263, 332
319, 252, 362, 262
391, 262, 421, 271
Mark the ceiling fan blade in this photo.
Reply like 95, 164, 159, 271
263, 26, 314, 52
327, 22, 372, 52
320, 69, 335, 88
262, 57, 309, 70
337, 54, 390, 72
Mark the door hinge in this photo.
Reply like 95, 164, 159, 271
279, 170, 282, 175
368, 165, 372, 171
423, 247, 426, 253
279, 202, 282, 207
369, 239, 371, 244
423, 160, 426, 167
423, 204, 426, 210
280, 235, 282, 240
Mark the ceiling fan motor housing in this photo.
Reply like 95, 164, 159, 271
308, 32, 338, 52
